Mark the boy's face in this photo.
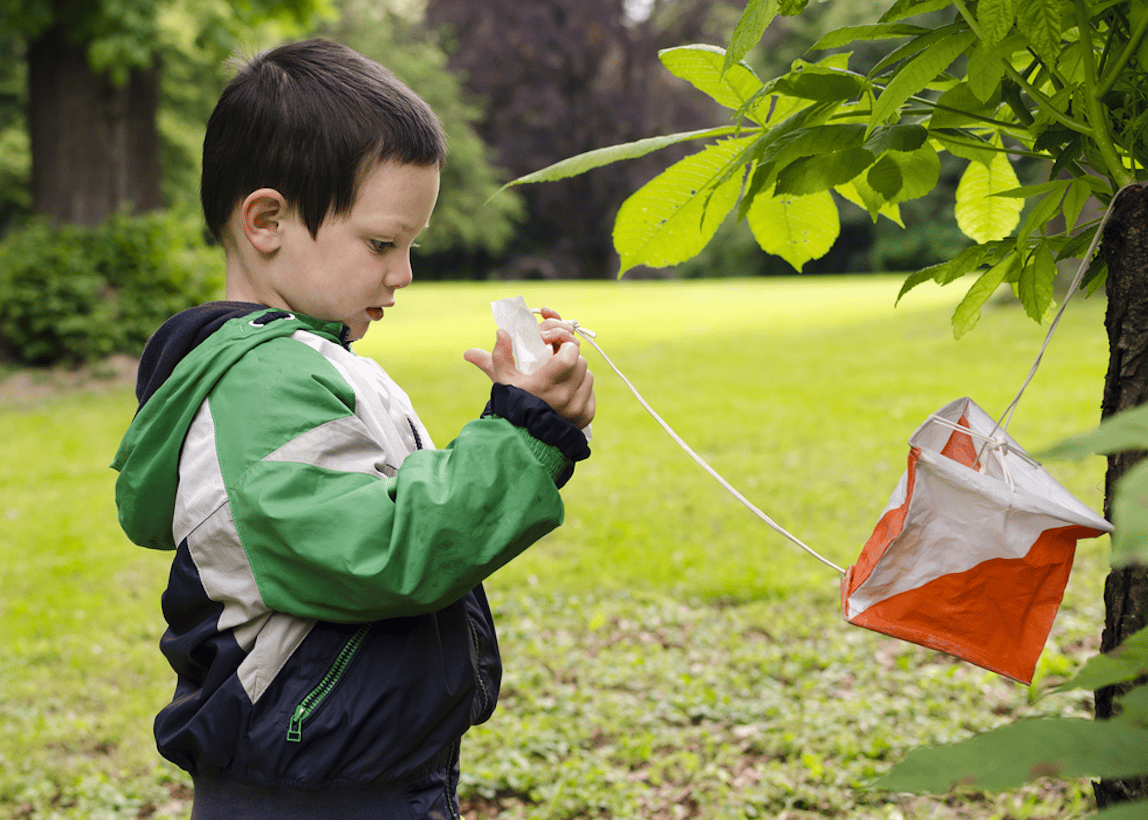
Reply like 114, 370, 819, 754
268, 160, 440, 342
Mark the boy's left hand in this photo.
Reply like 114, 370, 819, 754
464, 307, 596, 428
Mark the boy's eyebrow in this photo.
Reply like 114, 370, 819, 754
365, 217, 430, 234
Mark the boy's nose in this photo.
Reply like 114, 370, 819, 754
386, 256, 413, 290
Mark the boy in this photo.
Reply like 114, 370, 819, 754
113, 39, 595, 819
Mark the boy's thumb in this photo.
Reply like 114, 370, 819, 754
462, 347, 494, 378
488, 329, 518, 377
463, 330, 517, 381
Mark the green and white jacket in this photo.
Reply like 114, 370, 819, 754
113, 303, 590, 792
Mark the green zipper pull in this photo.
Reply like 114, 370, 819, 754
287, 704, 307, 743
285, 625, 370, 743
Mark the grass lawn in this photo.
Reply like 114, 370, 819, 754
0, 276, 1114, 819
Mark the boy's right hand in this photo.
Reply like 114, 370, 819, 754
464, 327, 596, 429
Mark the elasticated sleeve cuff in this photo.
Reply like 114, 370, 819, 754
482, 384, 591, 487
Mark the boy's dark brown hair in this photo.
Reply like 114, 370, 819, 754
201, 38, 447, 244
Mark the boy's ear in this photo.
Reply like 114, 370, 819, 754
239, 188, 289, 253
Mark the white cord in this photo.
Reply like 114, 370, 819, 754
977, 182, 1141, 465
538, 311, 847, 577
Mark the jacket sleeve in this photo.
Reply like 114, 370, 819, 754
205, 338, 583, 623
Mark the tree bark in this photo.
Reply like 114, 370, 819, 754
27, 24, 162, 226
1095, 182, 1148, 809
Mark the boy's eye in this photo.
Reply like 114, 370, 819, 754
369, 239, 395, 253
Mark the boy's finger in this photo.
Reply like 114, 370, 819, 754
538, 318, 575, 334
463, 347, 494, 378
539, 326, 577, 350
534, 342, 580, 385
551, 340, 581, 365
489, 329, 520, 381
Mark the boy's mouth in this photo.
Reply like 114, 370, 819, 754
366, 307, 384, 321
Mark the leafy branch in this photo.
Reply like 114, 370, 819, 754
504, 0, 1146, 339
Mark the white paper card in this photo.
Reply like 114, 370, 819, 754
491, 296, 552, 375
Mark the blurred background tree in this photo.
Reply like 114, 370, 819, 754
0, 0, 323, 228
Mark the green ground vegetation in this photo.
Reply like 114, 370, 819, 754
0, 277, 1114, 818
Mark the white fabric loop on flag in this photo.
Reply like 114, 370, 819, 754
924, 412, 1043, 493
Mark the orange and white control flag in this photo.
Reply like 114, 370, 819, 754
842, 397, 1112, 684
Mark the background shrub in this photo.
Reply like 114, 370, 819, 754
0, 211, 223, 365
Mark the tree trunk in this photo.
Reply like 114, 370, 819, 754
1095, 182, 1148, 809
27, 24, 162, 226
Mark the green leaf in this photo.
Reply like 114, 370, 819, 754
869, 23, 966, 79
613, 138, 754, 274
723, 0, 781, 75
1017, 242, 1056, 321
1115, 684, 1148, 729
736, 103, 842, 220
930, 82, 1003, 130
762, 123, 868, 167
931, 131, 1000, 167
896, 242, 1008, 306
864, 123, 929, 153
1016, 188, 1066, 250
877, 718, 1148, 793
871, 29, 979, 126
744, 190, 840, 271
990, 179, 1071, 199
866, 146, 941, 204
888, 146, 942, 201
812, 24, 930, 50
768, 63, 869, 102
737, 160, 775, 224
1016, 0, 1065, 63
1054, 626, 1148, 694
955, 152, 1023, 243
1083, 254, 1108, 295
775, 147, 875, 195
836, 178, 904, 225
500, 126, 744, 191
779, 0, 809, 14
967, 41, 1006, 103
1042, 403, 1148, 460
1055, 225, 1100, 262
895, 268, 942, 303
977, 0, 1017, 47
764, 93, 813, 125
1110, 458, 1148, 567
952, 253, 1018, 338
660, 45, 770, 123
881, 0, 959, 23
1034, 124, 1078, 154
868, 156, 905, 200
1063, 177, 1091, 231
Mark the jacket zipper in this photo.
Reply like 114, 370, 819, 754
286, 624, 370, 743
468, 618, 491, 717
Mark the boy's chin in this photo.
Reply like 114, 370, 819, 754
344, 320, 370, 343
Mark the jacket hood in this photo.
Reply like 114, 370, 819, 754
113, 303, 346, 550
133, 301, 269, 408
